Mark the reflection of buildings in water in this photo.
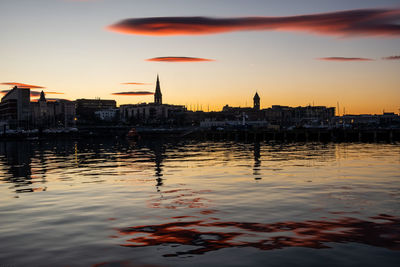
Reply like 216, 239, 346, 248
155, 149, 163, 188
145, 140, 166, 189
0, 141, 33, 191
0, 140, 77, 194
264, 143, 337, 163
0, 141, 53, 193
253, 142, 261, 180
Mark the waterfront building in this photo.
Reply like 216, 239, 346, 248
94, 109, 119, 121
221, 92, 264, 122
57, 100, 76, 127
75, 98, 116, 123
31, 91, 55, 128
333, 113, 400, 128
263, 105, 294, 126
0, 86, 31, 129
31, 91, 76, 128
263, 105, 335, 127
120, 75, 186, 124
212, 93, 335, 128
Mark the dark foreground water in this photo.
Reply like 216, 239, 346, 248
0, 139, 399, 267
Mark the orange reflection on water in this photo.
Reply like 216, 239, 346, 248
117, 214, 400, 257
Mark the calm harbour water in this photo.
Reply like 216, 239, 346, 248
0, 139, 399, 267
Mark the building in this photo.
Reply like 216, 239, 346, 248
120, 75, 186, 125
333, 113, 400, 128
263, 105, 335, 127
210, 92, 335, 128
0, 86, 31, 129
263, 105, 294, 126
253, 92, 260, 110
56, 99, 76, 127
220, 92, 264, 122
31, 91, 55, 128
75, 98, 116, 123
31, 91, 76, 128
94, 109, 118, 121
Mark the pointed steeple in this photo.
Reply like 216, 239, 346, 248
253, 92, 260, 110
39, 90, 46, 102
154, 74, 162, 105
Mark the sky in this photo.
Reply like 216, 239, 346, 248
0, 0, 399, 114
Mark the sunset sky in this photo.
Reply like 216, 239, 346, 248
0, 0, 399, 114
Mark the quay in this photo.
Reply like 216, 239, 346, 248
190, 128, 400, 143
1, 125, 399, 143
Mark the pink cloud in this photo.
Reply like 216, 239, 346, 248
121, 82, 152, 85
317, 57, 374, 61
146, 57, 215, 62
107, 8, 400, 37
1, 82, 45, 89
112, 91, 154, 96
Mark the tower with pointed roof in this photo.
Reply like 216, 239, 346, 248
253, 92, 260, 110
39, 90, 48, 119
39, 90, 46, 102
154, 75, 162, 105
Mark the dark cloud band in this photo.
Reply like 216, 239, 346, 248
107, 8, 400, 37
382, 55, 400, 60
317, 57, 374, 61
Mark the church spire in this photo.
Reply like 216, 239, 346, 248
154, 74, 162, 105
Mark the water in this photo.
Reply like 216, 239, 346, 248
0, 139, 399, 267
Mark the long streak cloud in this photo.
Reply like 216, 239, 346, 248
121, 82, 151, 85
1, 82, 45, 89
112, 91, 154, 96
1, 90, 64, 97
107, 8, 400, 37
382, 55, 400, 60
146, 57, 214, 62
317, 57, 374, 61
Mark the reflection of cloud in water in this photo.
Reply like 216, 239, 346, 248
117, 214, 400, 257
